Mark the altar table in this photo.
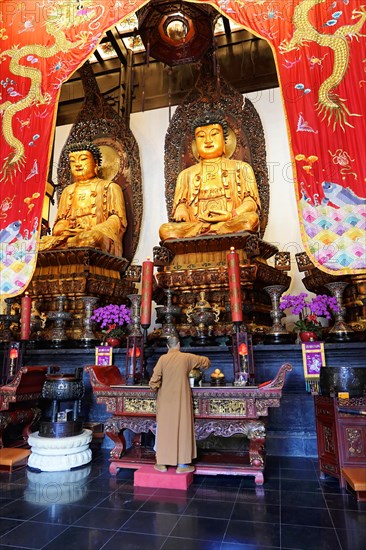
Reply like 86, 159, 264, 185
86, 363, 292, 485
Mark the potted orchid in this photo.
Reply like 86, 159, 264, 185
280, 292, 339, 341
91, 304, 131, 346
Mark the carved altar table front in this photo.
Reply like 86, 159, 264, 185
86, 363, 292, 485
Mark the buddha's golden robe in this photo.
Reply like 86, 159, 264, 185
159, 157, 260, 241
40, 178, 127, 256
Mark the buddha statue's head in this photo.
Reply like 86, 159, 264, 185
192, 112, 228, 160
65, 141, 102, 182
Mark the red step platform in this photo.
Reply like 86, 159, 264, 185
134, 465, 194, 490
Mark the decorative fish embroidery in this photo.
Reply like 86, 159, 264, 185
322, 181, 366, 207
0, 220, 22, 243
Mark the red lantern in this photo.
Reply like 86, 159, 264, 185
232, 331, 255, 386
126, 335, 144, 385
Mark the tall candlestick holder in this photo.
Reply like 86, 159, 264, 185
263, 285, 293, 344
79, 296, 99, 347
155, 289, 181, 340
128, 294, 143, 337
325, 282, 354, 342
126, 294, 146, 383
46, 295, 71, 348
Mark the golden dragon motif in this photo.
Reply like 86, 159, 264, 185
279, 0, 366, 131
0, 5, 94, 182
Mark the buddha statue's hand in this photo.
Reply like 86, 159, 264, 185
198, 209, 232, 223
52, 220, 69, 236
67, 229, 105, 248
174, 203, 190, 222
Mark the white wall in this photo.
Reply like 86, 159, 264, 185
51, 88, 307, 326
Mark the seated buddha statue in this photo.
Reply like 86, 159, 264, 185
159, 112, 260, 241
40, 141, 127, 256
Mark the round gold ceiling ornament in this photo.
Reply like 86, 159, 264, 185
191, 126, 237, 160
164, 16, 189, 43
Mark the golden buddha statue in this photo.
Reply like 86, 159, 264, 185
40, 142, 127, 256
159, 112, 260, 241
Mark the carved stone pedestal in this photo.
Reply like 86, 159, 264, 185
27, 248, 139, 342
153, 233, 291, 338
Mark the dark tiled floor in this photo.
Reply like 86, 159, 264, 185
0, 452, 365, 549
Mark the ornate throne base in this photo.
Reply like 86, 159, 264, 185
153, 232, 291, 339
28, 247, 139, 342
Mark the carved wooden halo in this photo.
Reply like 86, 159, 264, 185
164, 69, 270, 238
54, 61, 143, 266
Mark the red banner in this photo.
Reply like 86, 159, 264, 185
0, 0, 145, 297
1, 1, 365, 298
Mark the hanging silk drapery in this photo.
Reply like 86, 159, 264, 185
1, 1, 365, 297
206, 0, 366, 276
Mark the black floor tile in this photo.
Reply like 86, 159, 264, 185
140, 495, 189, 514
0, 521, 66, 549
224, 519, 280, 547
236, 488, 280, 505
74, 506, 134, 530
281, 489, 327, 509
280, 457, 315, 470
183, 498, 235, 519
94, 491, 146, 511
336, 527, 366, 550
102, 530, 166, 549
281, 478, 322, 493
281, 524, 342, 549
329, 508, 366, 530
0, 518, 22, 538
170, 515, 228, 542
120, 510, 180, 536
0, 500, 46, 521
193, 486, 239, 502
280, 468, 318, 481
42, 526, 115, 550
281, 505, 333, 528
325, 492, 366, 511
1, 453, 365, 550
231, 501, 280, 523
31, 504, 91, 525
162, 537, 222, 549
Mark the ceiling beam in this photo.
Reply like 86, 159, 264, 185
106, 30, 127, 67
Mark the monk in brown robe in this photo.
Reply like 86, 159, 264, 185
40, 141, 127, 256
149, 335, 210, 473
159, 112, 260, 240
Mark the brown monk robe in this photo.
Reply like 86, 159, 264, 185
159, 112, 260, 241
40, 142, 127, 256
149, 336, 210, 473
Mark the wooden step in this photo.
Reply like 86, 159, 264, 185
0, 448, 31, 473
342, 467, 366, 501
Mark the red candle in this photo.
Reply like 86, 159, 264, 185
20, 292, 31, 340
227, 247, 243, 323
140, 257, 154, 327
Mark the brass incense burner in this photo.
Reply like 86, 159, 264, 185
186, 291, 220, 346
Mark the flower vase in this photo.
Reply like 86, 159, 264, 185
299, 331, 318, 342
106, 337, 121, 348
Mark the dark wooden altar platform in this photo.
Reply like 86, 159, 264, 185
1, 342, 365, 458
86, 363, 292, 484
